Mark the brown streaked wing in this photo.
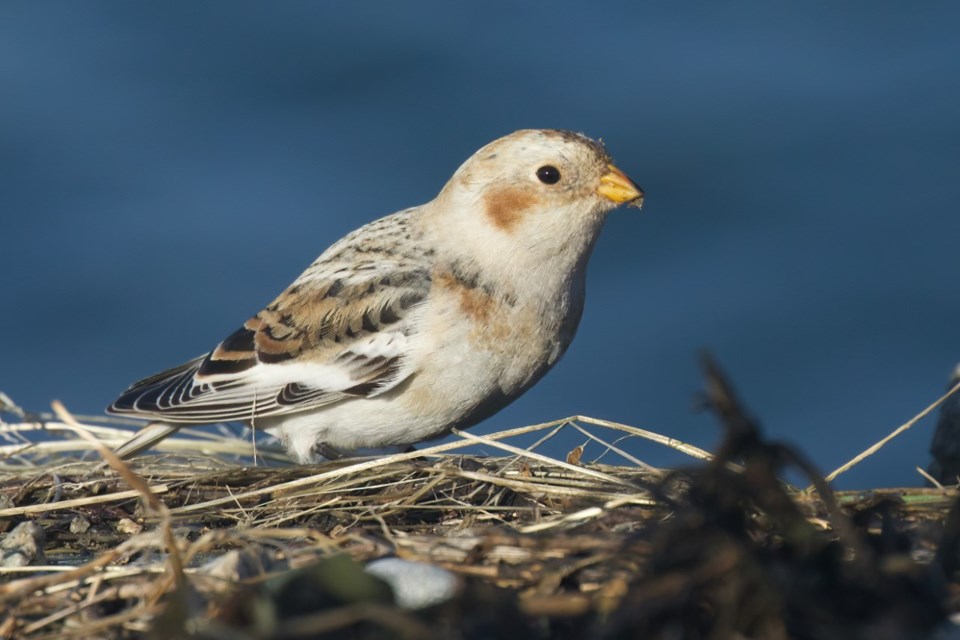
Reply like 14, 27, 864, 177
107, 269, 430, 423
249, 269, 429, 365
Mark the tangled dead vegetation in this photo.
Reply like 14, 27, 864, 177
1, 357, 960, 639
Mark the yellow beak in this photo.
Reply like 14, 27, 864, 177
597, 164, 644, 208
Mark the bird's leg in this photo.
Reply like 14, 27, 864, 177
311, 442, 347, 461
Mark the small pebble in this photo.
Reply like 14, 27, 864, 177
0, 521, 45, 568
0, 495, 13, 534
115, 518, 143, 535
365, 557, 460, 610
69, 515, 91, 534
198, 547, 279, 586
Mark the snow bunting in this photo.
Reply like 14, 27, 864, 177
108, 129, 643, 463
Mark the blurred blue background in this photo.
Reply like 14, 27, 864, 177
2, 2, 959, 488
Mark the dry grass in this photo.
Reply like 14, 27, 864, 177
0, 408, 677, 638
1, 363, 959, 639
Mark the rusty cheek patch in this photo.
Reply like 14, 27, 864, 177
483, 187, 539, 231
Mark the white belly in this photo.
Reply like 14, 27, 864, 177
260, 277, 582, 463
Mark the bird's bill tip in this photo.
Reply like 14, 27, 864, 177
597, 164, 644, 208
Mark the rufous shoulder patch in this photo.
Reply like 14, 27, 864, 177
434, 271, 495, 321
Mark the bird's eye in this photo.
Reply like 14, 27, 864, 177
536, 165, 561, 185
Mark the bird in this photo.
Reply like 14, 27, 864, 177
108, 129, 644, 463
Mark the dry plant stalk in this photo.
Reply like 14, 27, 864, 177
0, 406, 679, 637
0, 384, 955, 639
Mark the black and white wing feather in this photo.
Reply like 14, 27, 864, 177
109, 268, 429, 426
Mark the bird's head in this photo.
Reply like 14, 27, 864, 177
429, 129, 643, 275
